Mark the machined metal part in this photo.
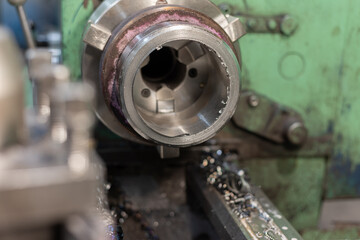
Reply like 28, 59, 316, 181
82, 0, 245, 149
83, 23, 112, 51
232, 90, 308, 146
244, 14, 298, 35
217, 3, 298, 36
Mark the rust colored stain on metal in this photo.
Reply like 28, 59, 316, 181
99, 6, 236, 122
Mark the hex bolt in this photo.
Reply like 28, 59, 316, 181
286, 122, 308, 146
280, 15, 298, 36
247, 95, 260, 108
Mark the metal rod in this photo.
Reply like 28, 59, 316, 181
16, 5, 35, 49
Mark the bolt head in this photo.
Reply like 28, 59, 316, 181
286, 122, 307, 145
247, 95, 260, 108
281, 15, 298, 36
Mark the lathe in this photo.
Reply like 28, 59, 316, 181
1, 0, 359, 239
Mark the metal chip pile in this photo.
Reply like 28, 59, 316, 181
200, 150, 270, 221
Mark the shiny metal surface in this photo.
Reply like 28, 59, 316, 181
224, 15, 246, 42
90, 0, 229, 30
82, 0, 244, 148
83, 23, 112, 51
119, 23, 240, 146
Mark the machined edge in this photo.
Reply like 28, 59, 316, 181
88, 0, 230, 31
119, 23, 241, 147
82, 0, 242, 145
100, 5, 238, 120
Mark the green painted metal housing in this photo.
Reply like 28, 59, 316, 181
61, 0, 360, 236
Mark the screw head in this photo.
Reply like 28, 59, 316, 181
247, 95, 260, 108
280, 15, 298, 36
188, 68, 198, 78
286, 122, 307, 145
141, 88, 151, 98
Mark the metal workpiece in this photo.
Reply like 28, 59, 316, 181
82, 0, 244, 150
0, 27, 25, 149
118, 23, 240, 147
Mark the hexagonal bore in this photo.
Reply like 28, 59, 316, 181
141, 47, 186, 89
133, 40, 231, 138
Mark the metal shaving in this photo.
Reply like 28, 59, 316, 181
200, 150, 287, 240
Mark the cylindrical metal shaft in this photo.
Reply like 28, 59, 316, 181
8, 0, 36, 49
16, 5, 35, 48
